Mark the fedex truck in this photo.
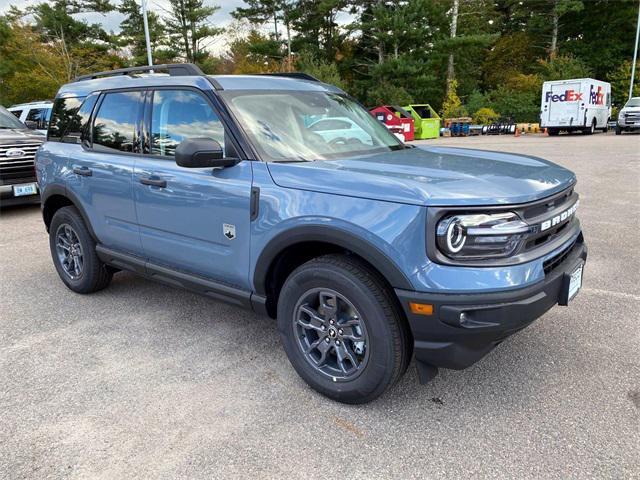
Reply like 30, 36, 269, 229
540, 78, 611, 135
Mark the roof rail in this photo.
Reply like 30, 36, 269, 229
257, 72, 321, 82
73, 63, 204, 82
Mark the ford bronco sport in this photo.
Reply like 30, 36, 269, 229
36, 64, 587, 404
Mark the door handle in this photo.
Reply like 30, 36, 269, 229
73, 166, 92, 177
140, 176, 167, 188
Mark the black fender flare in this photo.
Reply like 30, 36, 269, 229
252, 225, 414, 296
41, 184, 98, 240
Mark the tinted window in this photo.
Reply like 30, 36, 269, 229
26, 108, 52, 130
10, 110, 23, 118
48, 97, 84, 141
93, 92, 141, 153
150, 90, 224, 157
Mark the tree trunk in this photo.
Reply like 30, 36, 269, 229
446, 0, 459, 94
273, 8, 279, 41
550, 0, 559, 58
285, 18, 291, 57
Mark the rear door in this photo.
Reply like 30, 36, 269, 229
543, 82, 582, 127
133, 88, 253, 288
65, 90, 144, 255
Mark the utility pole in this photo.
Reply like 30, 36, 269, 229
630, 0, 640, 100
141, 0, 153, 67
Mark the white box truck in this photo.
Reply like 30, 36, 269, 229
540, 78, 611, 135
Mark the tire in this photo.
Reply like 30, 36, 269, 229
49, 206, 112, 293
584, 119, 596, 135
548, 128, 560, 136
615, 125, 622, 135
277, 254, 411, 404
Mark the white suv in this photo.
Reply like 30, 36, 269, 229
8, 101, 52, 135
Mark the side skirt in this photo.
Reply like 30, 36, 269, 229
95, 245, 268, 314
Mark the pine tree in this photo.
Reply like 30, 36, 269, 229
164, 0, 223, 63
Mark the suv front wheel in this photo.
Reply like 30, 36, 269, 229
278, 254, 411, 404
49, 206, 112, 293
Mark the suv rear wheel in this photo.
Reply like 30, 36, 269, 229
49, 206, 112, 293
277, 254, 411, 404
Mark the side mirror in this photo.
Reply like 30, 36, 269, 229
175, 138, 237, 168
24, 120, 38, 130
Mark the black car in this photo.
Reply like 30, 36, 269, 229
0, 105, 43, 206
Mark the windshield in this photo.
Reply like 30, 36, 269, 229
0, 105, 26, 129
624, 97, 640, 108
221, 90, 405, 162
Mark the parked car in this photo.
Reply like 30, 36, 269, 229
615, 97, 640, 134
540, 78, 611, 135
8, 101, 53, 135
307, 116, 373, 145
36, 64, 587, 404
0, 105, 43, 206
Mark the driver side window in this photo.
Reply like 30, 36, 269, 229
150, 90, 225, 157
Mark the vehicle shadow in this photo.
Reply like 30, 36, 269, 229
0, 202, 40, 218
88, 269, 579, 414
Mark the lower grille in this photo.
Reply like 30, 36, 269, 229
543, 238, 577, 275
0, 143, 41, 184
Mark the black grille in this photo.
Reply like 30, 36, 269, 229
0, 143, 41, 184
543, 239, 577, 274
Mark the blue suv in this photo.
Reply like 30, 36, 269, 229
36, 64, 587, 404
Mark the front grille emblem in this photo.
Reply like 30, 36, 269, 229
5, 148, 26, 158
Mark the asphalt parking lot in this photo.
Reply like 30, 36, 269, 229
1, 133, 639, 479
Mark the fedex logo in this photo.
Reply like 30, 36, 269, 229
589, 85, 604, 105
545, 90, 582, 102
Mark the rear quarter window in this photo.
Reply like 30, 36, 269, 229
48, 95, 99, 143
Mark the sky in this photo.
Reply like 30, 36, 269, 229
0, 0, 248, 54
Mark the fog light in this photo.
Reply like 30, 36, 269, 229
409, 302, 433, 315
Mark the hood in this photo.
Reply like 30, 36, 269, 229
0, 128, 45, 143
266, 146, 576, 207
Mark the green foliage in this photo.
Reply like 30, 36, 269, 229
295, 51, 345, 89
118, 0, 176, 65
164, 0, 223, 64
1, 0, 636, 120
366, 82, 413, 107
608, 60, 640, 106
482, 32, 537, 89
465, 90, 490, 117
473, 107, 499, 125
537, 55, 592, 81
486, 86, 540, 123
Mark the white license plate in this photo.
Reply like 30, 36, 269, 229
13, 183, 38, 197
568, 264, 583, 301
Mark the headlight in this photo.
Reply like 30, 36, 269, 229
618, 110, 625, 121
436, 212, 530, 259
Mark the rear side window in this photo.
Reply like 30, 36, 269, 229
149, 89, 224, 157
93, 92, 142, 153
26, 108, 52, 130
48, 97, 84, 142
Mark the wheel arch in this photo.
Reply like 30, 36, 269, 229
253, 225, 414, 318
42, 185, 97, 240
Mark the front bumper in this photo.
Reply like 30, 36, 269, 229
396, 235, 587, 381
0, 182, 40, 207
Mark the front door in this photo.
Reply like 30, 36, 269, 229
133, 88, 253, 289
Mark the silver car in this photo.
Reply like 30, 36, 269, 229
616, 97, 640, 134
